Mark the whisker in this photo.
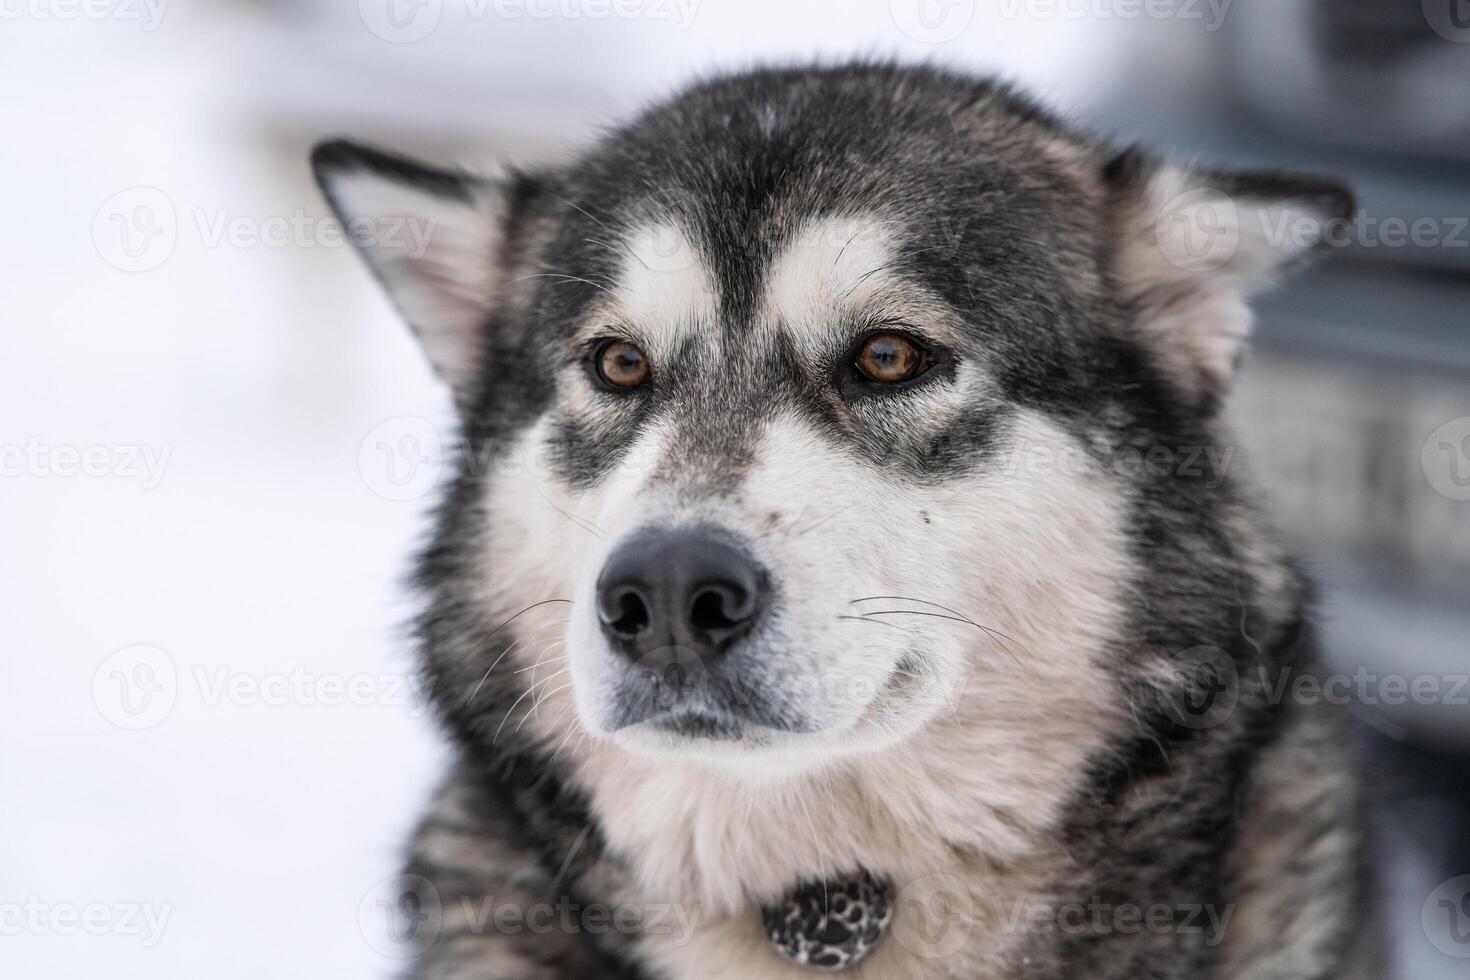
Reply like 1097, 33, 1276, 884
493, 681, 542, 743
512, 654, 569, 674
851, 596, 1022, 647
733, 782, 761, 857
790, 501, 858, 537
518, 675, 573, 732
584, 236, 648, 271
494, 665, 567, 744
460, 599, 574, 665
835, 614, 909, 632
464, 618, 570, 705
544, 701, 581, 758
505, 272, 607, 292
832, 228, 864, 270
850, 596, 1013, 639
847, 245, 949, 294
536, 490, 604, 538
793, 787, 829, 911
521, 178, 616, 236
520, 641, 566, 702
850, 601, 1023, 665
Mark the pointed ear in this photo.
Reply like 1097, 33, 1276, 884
1104, 149, 1354, 412
311, 139, 516, 399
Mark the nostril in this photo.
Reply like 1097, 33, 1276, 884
689, 584, 753, 635
596, 528, 769, 663
602, 587, 651, 638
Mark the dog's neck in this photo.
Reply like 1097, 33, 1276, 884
565, 670, 1114, 916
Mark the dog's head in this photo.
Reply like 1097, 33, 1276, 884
314, 65, 1350, 773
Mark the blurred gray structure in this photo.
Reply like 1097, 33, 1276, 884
1096, 6, 1470, 977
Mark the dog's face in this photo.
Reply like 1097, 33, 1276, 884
508, 211, 1056, 763
314, 67, 1349, 774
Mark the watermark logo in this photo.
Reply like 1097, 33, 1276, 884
359, 874, 443, 958
1424, 0, 1470, 43
93, 648, 429, 727
493, 0, 699, 29
993, 896, 1233, 945
623, 193, 704, 274
359, 416, 444, 502
92, 644, 177, 730
889, 0, 974, 43
1261, 668, 1468, 710
93, 187, 177, 273
358, 0, 442, 42
1157, 645, 1239, 731
356, 874, 700, 957
93, 188, 440, 272
1422, 417, 1470, 501
1423, 875, 1470, 958
1152, 194, 1469, 274
194, 207, 436, 256
192, 665, 429, 715
359, 0, 698, 41
995, 0, 1232, 30
1148, 659, 1468, 732
892, 873, 974, 959
1154, 187, 1240, 274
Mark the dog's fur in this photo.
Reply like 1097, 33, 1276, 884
313, 64, 1380, 979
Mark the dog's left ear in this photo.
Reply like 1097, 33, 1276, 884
311, 139, 527, 402
1103, 149, 1354, 413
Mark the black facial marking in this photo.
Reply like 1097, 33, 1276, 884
472, 65, 1146, 493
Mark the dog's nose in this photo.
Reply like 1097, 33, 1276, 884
595, 528, 768, 664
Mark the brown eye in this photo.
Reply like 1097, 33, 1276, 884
595, 339, 650, 389
854, 332, 927, 384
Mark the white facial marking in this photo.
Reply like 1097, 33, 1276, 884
593, 222, 717, 353
761, 215, 894, 351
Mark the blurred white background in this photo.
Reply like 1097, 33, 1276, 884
2, 1, 1466, 977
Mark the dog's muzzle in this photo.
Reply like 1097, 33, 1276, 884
595, 526, 771, 733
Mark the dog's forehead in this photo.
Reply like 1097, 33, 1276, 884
584, 213, 912, 356
760, 215, 900, 349
605, 222, 719, 341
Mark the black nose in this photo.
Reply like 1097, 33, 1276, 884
596, 528, 768, 665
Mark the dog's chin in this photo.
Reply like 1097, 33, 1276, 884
599, 668, 953, 771
608, 709, 792, 762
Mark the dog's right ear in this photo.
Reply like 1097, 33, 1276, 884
311, 139, 520, 399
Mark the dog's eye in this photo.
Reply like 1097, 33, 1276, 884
593, 339, 650, 389
854, 332, 928, 384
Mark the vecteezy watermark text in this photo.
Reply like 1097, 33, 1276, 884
997, 0, 1232, 30
0, 898, 171, 947
93, 644, 432, 730
0, 0, 168, 30
1, 439, 171, 488
357, 0, 700, 44
1151, 651, 1470, 732
93, 186, 439, 273
358, 875, 700, 958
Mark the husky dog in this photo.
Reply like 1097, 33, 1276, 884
313, 64, 1379, 979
